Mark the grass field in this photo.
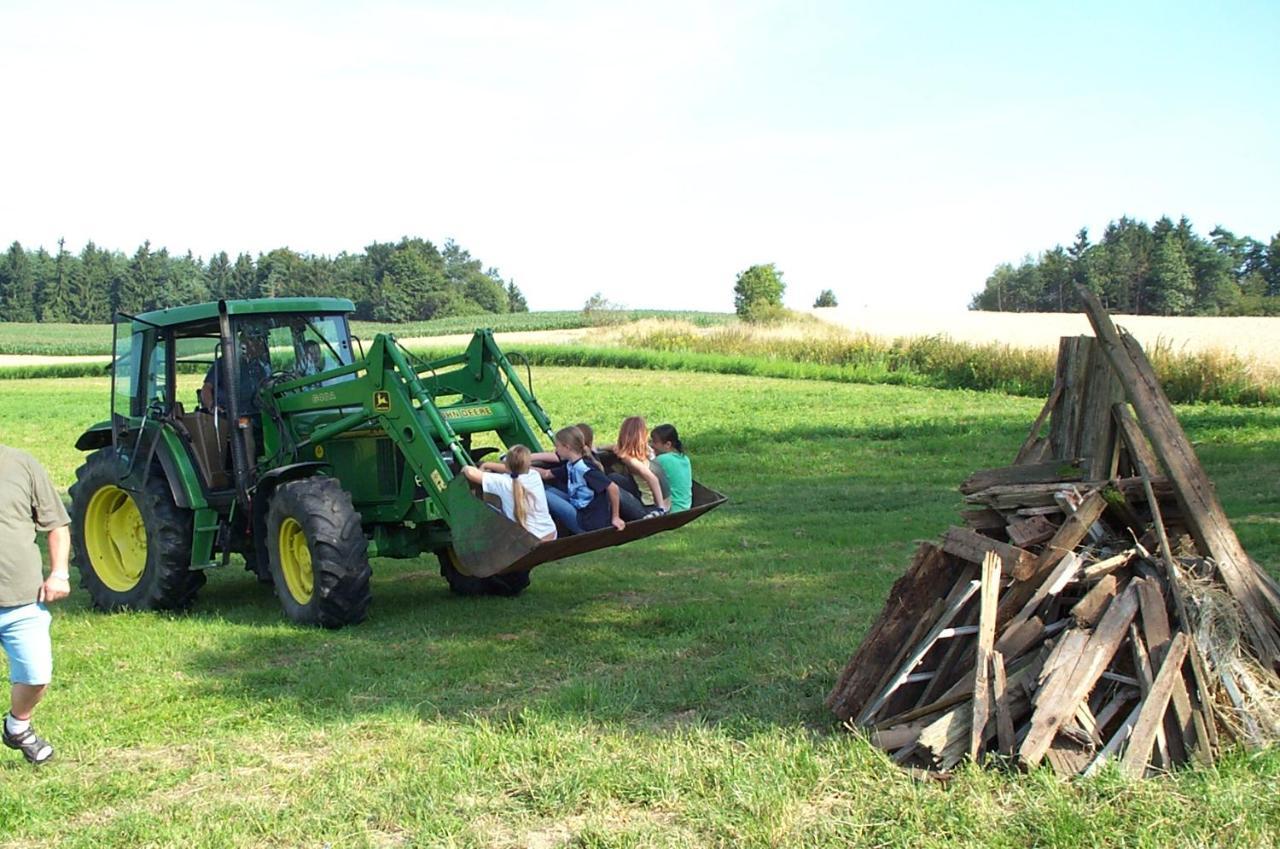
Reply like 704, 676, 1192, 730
1, 369, 1278, 847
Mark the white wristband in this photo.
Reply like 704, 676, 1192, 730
49, 572, 70, 581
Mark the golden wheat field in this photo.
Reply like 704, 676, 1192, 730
808, 307, 1280, 365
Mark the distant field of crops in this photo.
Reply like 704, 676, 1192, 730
0, 310, 736, 356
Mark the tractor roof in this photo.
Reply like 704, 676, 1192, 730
132, 297, 356, 330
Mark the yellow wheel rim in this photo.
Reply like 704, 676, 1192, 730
278, 517, 313, 605
84, 485, 147, 592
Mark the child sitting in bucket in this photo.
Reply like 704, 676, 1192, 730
461, 445, 557, 541
650, 423, 693, 513
602, 416, 670, 521
538, 426, 627, 535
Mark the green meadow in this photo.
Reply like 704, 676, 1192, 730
0, 369, 1278, 847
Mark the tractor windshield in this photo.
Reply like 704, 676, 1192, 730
235, 313, 355, 383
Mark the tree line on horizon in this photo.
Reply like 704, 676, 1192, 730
970, 217, 1280, 315
0, 237, 529, 324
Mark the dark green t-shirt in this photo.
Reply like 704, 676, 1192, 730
0, 445, 71, 606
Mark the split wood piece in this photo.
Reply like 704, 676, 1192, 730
960, 459, 1087, 496
1128, 619, 1172, 768
1079, 549, 1137, 583
1010, 490, 1107, 583
1000, 551, 1080, 643
1113, 403, 1161, 479
965, 482, 1098, 510
1015, 378, 1064, 465
991, 651, 1014, 756
962, 508, 1008, 532
1007, 515, 1059, 548
1019, 583, 1141, 767
1048, 336, 1092, 461
941, 527, 1034, 579
916, 652, 1045, 769
913, 599, 981, 708
1072, 575, 1121, 628
826, 543, 953, 722
1077, 284, 1280, 668
854, 575, 982, 726
1078, 337, 1126, 481
1133, 575, 1203, 764
970, 552, 1002, 760
1137, 466, 1220, 752
1120, 631, 1191, 778
1083, 698, 1142, 777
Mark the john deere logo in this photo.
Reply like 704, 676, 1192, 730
373, 391, 391, 412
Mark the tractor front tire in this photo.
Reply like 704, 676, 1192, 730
69, 448, 205, 611
438, 550, 531, 598
266, 477, 371, 628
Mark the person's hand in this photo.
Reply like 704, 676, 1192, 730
611, 517, 625, 531
38, 573, 71, 604
538, 468, 553, 480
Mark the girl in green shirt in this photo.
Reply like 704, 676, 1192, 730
649, 424, 693, 512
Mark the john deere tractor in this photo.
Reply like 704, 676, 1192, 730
69, 298, 723, 628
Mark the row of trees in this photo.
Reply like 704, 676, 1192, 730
0, 237, 528, 324
970, 217, 1280, 315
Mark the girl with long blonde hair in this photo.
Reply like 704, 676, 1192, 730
461, 444, 556, 541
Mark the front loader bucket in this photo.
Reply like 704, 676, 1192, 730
442, 478, 728, 579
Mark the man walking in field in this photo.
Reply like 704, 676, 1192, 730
0, 444, 71, 765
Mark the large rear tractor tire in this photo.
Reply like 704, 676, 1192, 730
266, 477, 371, 628
69, 448, 205, 611
437, 549, 531, 598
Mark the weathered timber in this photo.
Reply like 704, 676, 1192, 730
1010, 490, 1107, 582
941, 526, 1035, 577
1077, 284, 1280, 668
1079, 549, 1136, 582
1015, 379, 1064, 465
1049, 337, 1091, 460
1078, 337, 1126, 480
970, 553, 1001, 760
1007, 514, 1059, 548
1120, 631, 1190, 778
961, 508, 1008, 532
961, 459, 1087, 496
1000, 551, 1080, 637
854, 575, 982, 725
1113, 403, 1161, 479
1071, 575, 1121, 627
991, 651, 1014, 756
917, 653, 1043, 769
1128, 619, 1172, 767
1134, 575, 1201, 764
827, 544, 952, 721
1020, 584, 1141, 767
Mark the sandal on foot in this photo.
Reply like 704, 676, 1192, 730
3, 725, 54, 765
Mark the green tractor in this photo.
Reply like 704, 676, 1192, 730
69, 298, 725, 628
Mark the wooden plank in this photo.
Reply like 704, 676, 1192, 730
1128, 620, 1171, 768
855, 577, 982, 725
1134, 576, 1198, 764
1113, 402, 1161, 479
1015, 378, 1064, 465
1007, 514, 1058, 548
1077, 284, 1280, 668
1079, 548, 1136, 582
1120, 631, 1190, 778
941, 526, 1034, 577
1000, 551, 1080, 637
1010, 490, 1107, 582
1071, 575, 1120, 628
961, 508, 1008, 532
961, 459, 1087, 495
1049, 336, 1090, 460
1078, 337, 1125, 480
991, 651, 1014, 756
827, 543, 952, 722
970, 552, 1001, 761
1019, 583, 1141, 767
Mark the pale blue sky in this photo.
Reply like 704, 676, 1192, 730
1, 1, 1275, 311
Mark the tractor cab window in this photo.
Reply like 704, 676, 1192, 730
257, 314, 355, 384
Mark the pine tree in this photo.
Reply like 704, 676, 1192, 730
207, 251, 232, 299
506, 280, 528, 312
0, 242, 35, 321
231, 253, 257, 299
70, 241, 111, 323
37, 239, 72, 322
1149, 235, 1195, 315
119, 241, 156, 313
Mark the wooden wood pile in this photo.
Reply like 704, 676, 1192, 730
827, 288, 1280, 778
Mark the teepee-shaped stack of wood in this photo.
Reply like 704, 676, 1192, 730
827, 288, 1280, 777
